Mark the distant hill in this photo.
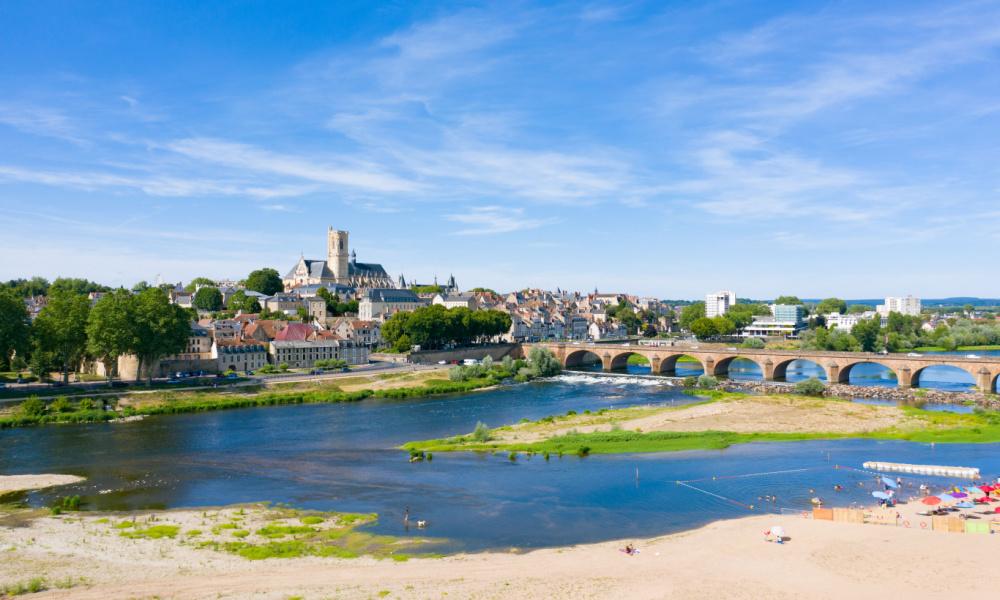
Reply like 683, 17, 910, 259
800, 298, 1000, 308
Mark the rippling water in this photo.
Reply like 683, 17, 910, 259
2, 378, 998, 551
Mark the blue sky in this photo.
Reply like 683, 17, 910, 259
2, 1, 1000, 298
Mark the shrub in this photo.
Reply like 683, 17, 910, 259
682, 376, 697, 388
50, 396, 73, 413
697, 375, 719, 389
740, 337, 766, 349
472, 421, 491, 442
18, 397, 46, 417
577, 446, 591, 457
278, 363, 289, 372
77, 398, 95, 410
508, 451, 517, 462
794, 377, 826, 396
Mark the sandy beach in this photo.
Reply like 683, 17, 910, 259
0, 474, 85, 495
3, 504, 999, 600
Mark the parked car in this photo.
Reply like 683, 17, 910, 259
966, 354, 982, 359
437, 360, 447, 365
906, 352, 922, 357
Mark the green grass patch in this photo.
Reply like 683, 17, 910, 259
403, 396, 1000, 455
256, 524, 317, 538
2, 577, 47, 596
120, 524, 180, 539
300, 515, 324, 525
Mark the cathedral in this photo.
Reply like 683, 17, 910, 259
283, 228, 395, 291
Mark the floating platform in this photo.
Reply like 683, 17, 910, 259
862, 461, 981, 480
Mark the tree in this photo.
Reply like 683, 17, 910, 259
86, 289, 136, 384
226, 290, 261, 313
847, 304, 874, 314
131, 280, 151, 292
690, 317, 718, 339
32, 290, 91, 383
245, 268, 283, 296
772, 295, 802, 305
184, 277, 216, 292
679, 302, 706, 331
0, 288, 30, 370
3, 276, 49, 297
613, 304, 642, 335
528, 346, 561, 377
130, 288, 191, 384
315, 288, 336, 315
469, 287, 497, 294
410, 285, 443, 295
711, 316, 736, 335
49, 277, 109, 296
192, 286, 223, 311
851, 317, 882, 352
815, 298, 847, 315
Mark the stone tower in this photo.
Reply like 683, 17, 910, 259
327, 227, 350, 285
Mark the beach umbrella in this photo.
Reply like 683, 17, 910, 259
979, 485, 993, 493
921, 496, 942, 506
872, 491, 890, 500
937, 494, 958, 505
956, 501, 975, 509
950, 492, 968, 499
966, 488, 986, 498
881, 477, 898, 489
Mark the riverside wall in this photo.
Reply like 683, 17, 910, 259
407, 343, 521, 365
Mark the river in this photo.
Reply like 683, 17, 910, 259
3, 375, 1000, 552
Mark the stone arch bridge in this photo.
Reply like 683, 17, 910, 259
523, 342, 1000, 393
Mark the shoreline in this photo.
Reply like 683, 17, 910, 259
5, 506, 1000, 599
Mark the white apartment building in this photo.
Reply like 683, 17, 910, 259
705, 290, 736, 318
876, 296, 921, 317
826, 311, 882, 331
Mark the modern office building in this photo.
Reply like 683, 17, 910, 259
705, 290, 736, 318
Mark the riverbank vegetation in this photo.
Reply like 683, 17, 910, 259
0, 349, 564, 429
403, 391, 1000, 456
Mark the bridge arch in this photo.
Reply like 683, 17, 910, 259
654, 354, 705, 376
563, 349, 607, 369
834, 361, 897, 386
711, 355, 765, 379
908, 364, 978, 391
772, 358, 827, 382
608, 351, 649, 371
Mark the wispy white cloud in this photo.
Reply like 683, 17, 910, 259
446, 206, 556, 235
164, 137, 418, 193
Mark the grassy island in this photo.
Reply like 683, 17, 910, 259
402, 392, 1000, 456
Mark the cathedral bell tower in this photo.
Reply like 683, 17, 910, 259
327, 227, 350, 285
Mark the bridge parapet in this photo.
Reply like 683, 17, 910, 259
524, 342, 1000, 393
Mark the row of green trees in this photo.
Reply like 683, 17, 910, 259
799, 313, 1000, 353
381, 305, 512, 352
0, 287, 190, 384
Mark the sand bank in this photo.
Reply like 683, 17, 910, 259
0, 474, 84, 495
4, 506, 1000, 599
